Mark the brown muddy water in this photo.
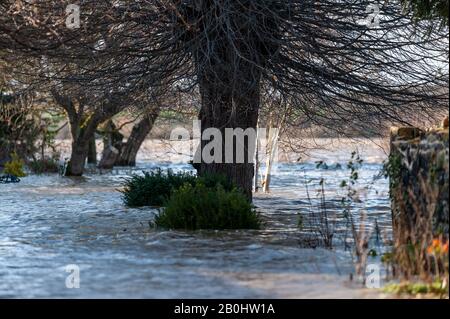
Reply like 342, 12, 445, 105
0, 139, 393, 298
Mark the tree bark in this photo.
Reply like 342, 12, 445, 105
98, 120, 123, 169
51, 90, 125, 176
196, 68, 261, 201
262, 127, 280, 193
115, 111, 159, 166
98, 145, 119, 169
65, 139, 89, 176
87, 135, 97, 165
65, 121, 98, 176
254, 126, 260, 193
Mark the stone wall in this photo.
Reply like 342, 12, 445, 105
388, 118, 449, 275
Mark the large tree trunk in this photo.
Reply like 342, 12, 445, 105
196, 67, 261, 201
115, 111, 159, 167
65, 116, 99, 176
65, 139, 89, 176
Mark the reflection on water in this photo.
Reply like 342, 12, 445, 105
0, 146, 391, 298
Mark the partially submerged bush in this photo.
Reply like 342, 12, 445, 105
197, 172, 235, 192
155, 183, 260, 230
121, 169, 236, 207
2, 153, 26, 177
122, 168, 259, 230
121, 169, 197, 207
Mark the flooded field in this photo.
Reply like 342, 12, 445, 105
0, 139, 392, 298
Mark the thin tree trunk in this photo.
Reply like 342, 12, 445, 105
254, 125, 260, 193
87, 135, 97, 165
115, 111, 159, 167
262, 127, 279, 193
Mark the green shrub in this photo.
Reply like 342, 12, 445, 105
28, 158, 59, 174
154, 183, 260, 230
383, 280, 448, 296
2, 153, 26, 177
197, 172, 235, 192
121, 169, 237, 208
121, 169, 197, 207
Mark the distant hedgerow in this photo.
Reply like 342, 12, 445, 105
154, 183, 261, 230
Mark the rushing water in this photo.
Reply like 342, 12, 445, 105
0, 140, 392, 298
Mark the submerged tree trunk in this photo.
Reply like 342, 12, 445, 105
65, 140, 89, 176
98, 120, 123, 169
195, 68, 261, 201
64, 112, 107, 176
115, 111, 159, 167
65, 121, 98, 176
51, 90, 126, 176
51, 91, 92, 176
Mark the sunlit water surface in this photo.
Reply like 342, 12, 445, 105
0, 140, 392, 298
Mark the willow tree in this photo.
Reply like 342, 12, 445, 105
400, 0, 449, 24
51, 88, 134, 176
114, 110, 160, 167
1, 0, 448, 199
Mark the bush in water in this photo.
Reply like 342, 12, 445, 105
121, 169, 238, 208
121, 169, 197, 207
154, 183, 260, 230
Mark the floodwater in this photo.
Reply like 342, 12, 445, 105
0, 139, 393, 298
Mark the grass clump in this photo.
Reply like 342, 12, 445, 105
155, 183, 260, 230
121, 169, 197, 207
